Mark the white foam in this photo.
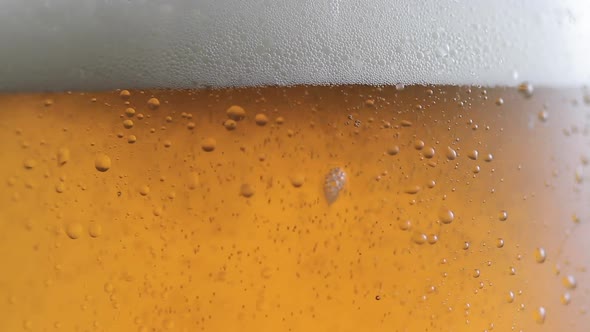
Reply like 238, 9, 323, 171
0, 0, 589, 91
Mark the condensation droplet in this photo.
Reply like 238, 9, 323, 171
499, 210, 508, 221
439, 209, 455, 224
561, 292, 571, 305
473, 269, 480, 278
538, 110, 549, 122
507, 291, 515, 303
119, 90, 131, 99
65, 223, 83, 239
423, 147, 435, 158
55, 182, 65, 193
496, 98, 504, 106
124, 107, 135, 117
563, 275, 577, 289
496, 238, 505, 248
533, 306, 546, 324
188, 172, 200, 190
94, 153, 111, 172
23, 159, 37, 169
122, 119, 134, 129
414, 140, 425, 150
412, 232, 427, 245
467, 150, 479, 160
404, 185, 421, 195
446, 146, 457, 160
463, 241, 470, 250
427, 234, 439, 244
399, 220, 412, 231
535, 247, 547, 263
518, 82, 534, 97
127, 135, 137, 144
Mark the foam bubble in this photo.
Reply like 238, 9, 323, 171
0, 0, 589, 91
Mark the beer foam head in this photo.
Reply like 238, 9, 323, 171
0, 0, 589, 91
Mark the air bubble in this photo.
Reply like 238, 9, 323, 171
147, 97, 160, 110
387, 146, 400, 156
427, 234, 438, 244
122, 119, 134, 129
226, 105, 246, 121
495, 98, 504, 106
324, 167, 346, 205
124, 108, 135, 117
139, 185, 150, 196
240, 184, 255, 198
255, 113, 269, 126
538, 111, 549, 122
496, 238, 505, 248
201, 138, 217, 152
65, 223, 83, 239
423, 147, 435, 158
223, 119, 237, 130
94, 153, 111, 172
88, 223, 102, 238
127, 135, 137, 144
119, 90, 131, 99
399, 220, 412, 231
518, 82, 534, 97
498, 210, 508, 221
473, 269, 480, 278
412, 232, 427, 245
290, 174, 305, 188
404, 185, 421, 194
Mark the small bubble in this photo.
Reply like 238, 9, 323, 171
255, 113, 269, 126
240, 184, 255, 198
94, 153, 111, 172
55, 182, 65, 193
423, 147, 435, 158
165, 116, 172, 123
518, 82, 534, 97
484, 153, 493, 162
412, 232, 427, 245
147, 97, 160, 110
124, 108, 135, 117
223, 119, 238, 130
498, 210, 508, 221
201, 138, 217, 152
65, 223, 83, 239
139, 185, 150, 196
375, 295, 381, 300
473, 165, 481, 174
427, 234, 439, 244
427, 180, 436, 188
23, 159, 37, 169
446, 147, 457, 160
387, 146, 400, 156
57, 147, 70, 166
276, 116, 285, 124
507, 291, 515, 303
187, 122, 196, 130
495, 98, 504, 106
226, 105, 246, 121
163, 140, 172, 148
290, 174, 305, 188
509, 266, 517, 275
563, 275, 577, 289
414, 140, 425, 150
535, 248, 547, 263
538, 111, 549, 122
395, 83, 405, 91
400, 120, 413, 127
473, 269, 480, 278
439, 209, 455, 224
88, 223, 102, 238
467, 150, 479, 160
561, 292, 571, 305
324, 167, 346, 205
119, 90, 131, 99
533, 306, 546, 324
122, 119, 134, 129
496, 238, 505, 248
44, 99, 54, 107
127, 135, 137, 144
398, 220, 412, 231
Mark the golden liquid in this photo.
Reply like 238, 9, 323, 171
0, 85, 588, 331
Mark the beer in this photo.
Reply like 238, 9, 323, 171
1, 85, 588, 331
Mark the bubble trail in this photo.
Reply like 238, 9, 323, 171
324, 167, 346, 205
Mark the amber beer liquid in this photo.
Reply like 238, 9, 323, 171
0, 85, 588, 331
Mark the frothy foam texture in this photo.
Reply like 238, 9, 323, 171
0, 0, 589, 91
